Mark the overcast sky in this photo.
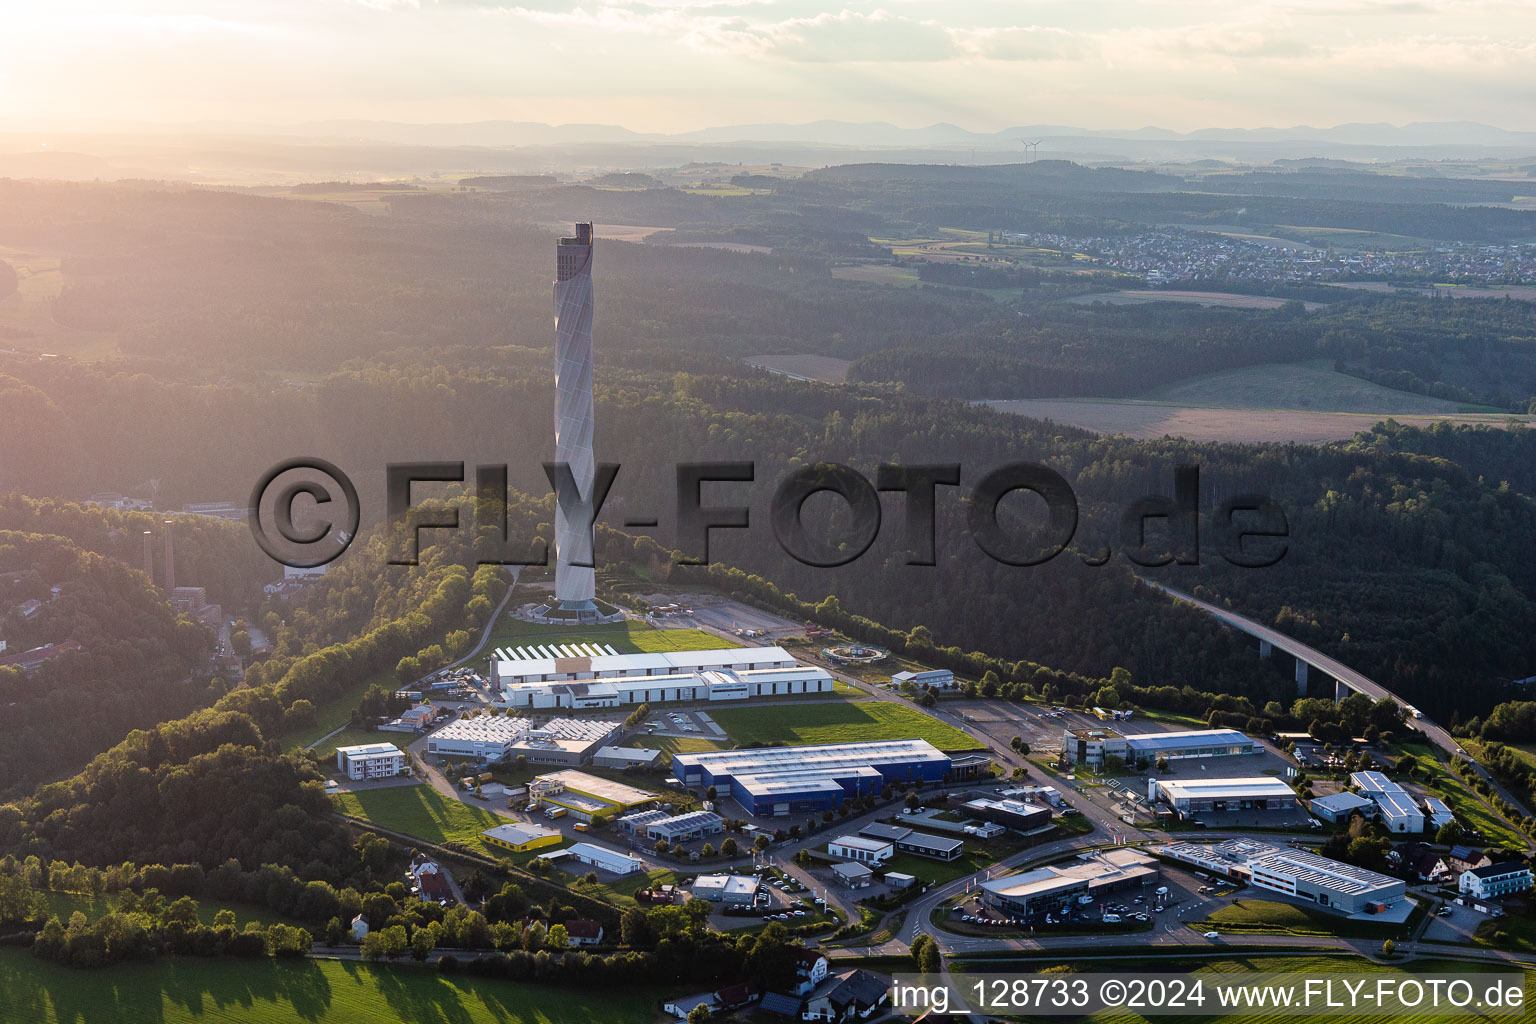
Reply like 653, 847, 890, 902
5, 0, 1534, 132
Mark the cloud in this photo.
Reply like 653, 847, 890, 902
698, 9, 960, 62
959, 25, 1095, 61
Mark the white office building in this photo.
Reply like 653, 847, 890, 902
828, 835, 894, 863
1459, 861, 1534, 900
336, 742, 407, 780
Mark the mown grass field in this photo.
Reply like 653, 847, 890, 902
1196, 898, 1400, 938
709, 699, 979, 750
1407, 744, 1530, 850
331, 784, 506, 854
0, 949, 668, 1024
280, 668, 396, 752
487, 614, 738, 656
310, 727, 396, 761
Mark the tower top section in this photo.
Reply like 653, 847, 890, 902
556, 222, 594, 280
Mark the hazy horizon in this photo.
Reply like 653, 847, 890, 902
5, 1, 1535, 134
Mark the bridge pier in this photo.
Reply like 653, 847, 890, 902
1258, 639, 1273, 660
1295, 659, 1309, 696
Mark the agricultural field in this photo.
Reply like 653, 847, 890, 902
0, 949, 667, 1024
1063, 290, 1329, 311
0, 245, 119, 359
981, 398, 1528, 445
708, 699, 980, 750
829, 264, 921, 287
1142, 361, 1468, 414
742, 353, 854, 383
331, 784, 507, 854
952, 955, 1518, 1024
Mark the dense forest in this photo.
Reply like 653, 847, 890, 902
0, 530, 213, 795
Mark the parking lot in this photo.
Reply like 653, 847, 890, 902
689, 872, 831, 931
640, 708, 726, 740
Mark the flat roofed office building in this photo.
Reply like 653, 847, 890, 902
855, 822, 965, 860
1062, 728, 1129, 766
336, 742, 407, 780
961, 797, 1052, 832
1151, 777, 1300, 817
692, 873, 759, 904
828, 836, 894, 863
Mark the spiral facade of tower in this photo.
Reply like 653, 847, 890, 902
553, 222, 597, 610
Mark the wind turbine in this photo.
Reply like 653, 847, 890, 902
1021, 140, 1042, 162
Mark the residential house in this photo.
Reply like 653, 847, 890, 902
1389, 842, 1447, 883
791, 947, 830, 996
1446, 846, 1492, 880
803, 969, 890, 1023
564, 919, 604, 946
351, 915, 369, 941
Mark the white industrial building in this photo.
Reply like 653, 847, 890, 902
1422, 796, 1455, 830
891, 668, 954, 689
692, 873, 759, 905
497, 646, 797, 688
1350, 771, 1424, 834
537, 841, 645, 875
645, 810, 725, 844
1125, 729, 1256, 761
426, 715, 617, 764
827, 835, 894, 863
1150, 777, 1300, 818
501, 665, 834, 709
336, 742, 408, 780
1310, 791, 1376, 824
591, 745, 662, 770
1158, 839, 1405, 915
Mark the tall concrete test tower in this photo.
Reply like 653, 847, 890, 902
553, 222, 597, 615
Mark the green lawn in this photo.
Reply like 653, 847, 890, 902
0, 948, 670, 1024
331, 785, 508, 855
1196, 898, 1402, 938
1411, 747, 1529, 849
310, 727, 400, 761
280, 667, 396, 752
486, 614, 739, 655
709, 700, 979, 750
875, 848, 997, 887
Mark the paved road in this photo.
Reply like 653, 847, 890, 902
1148, 582, 1535, 832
